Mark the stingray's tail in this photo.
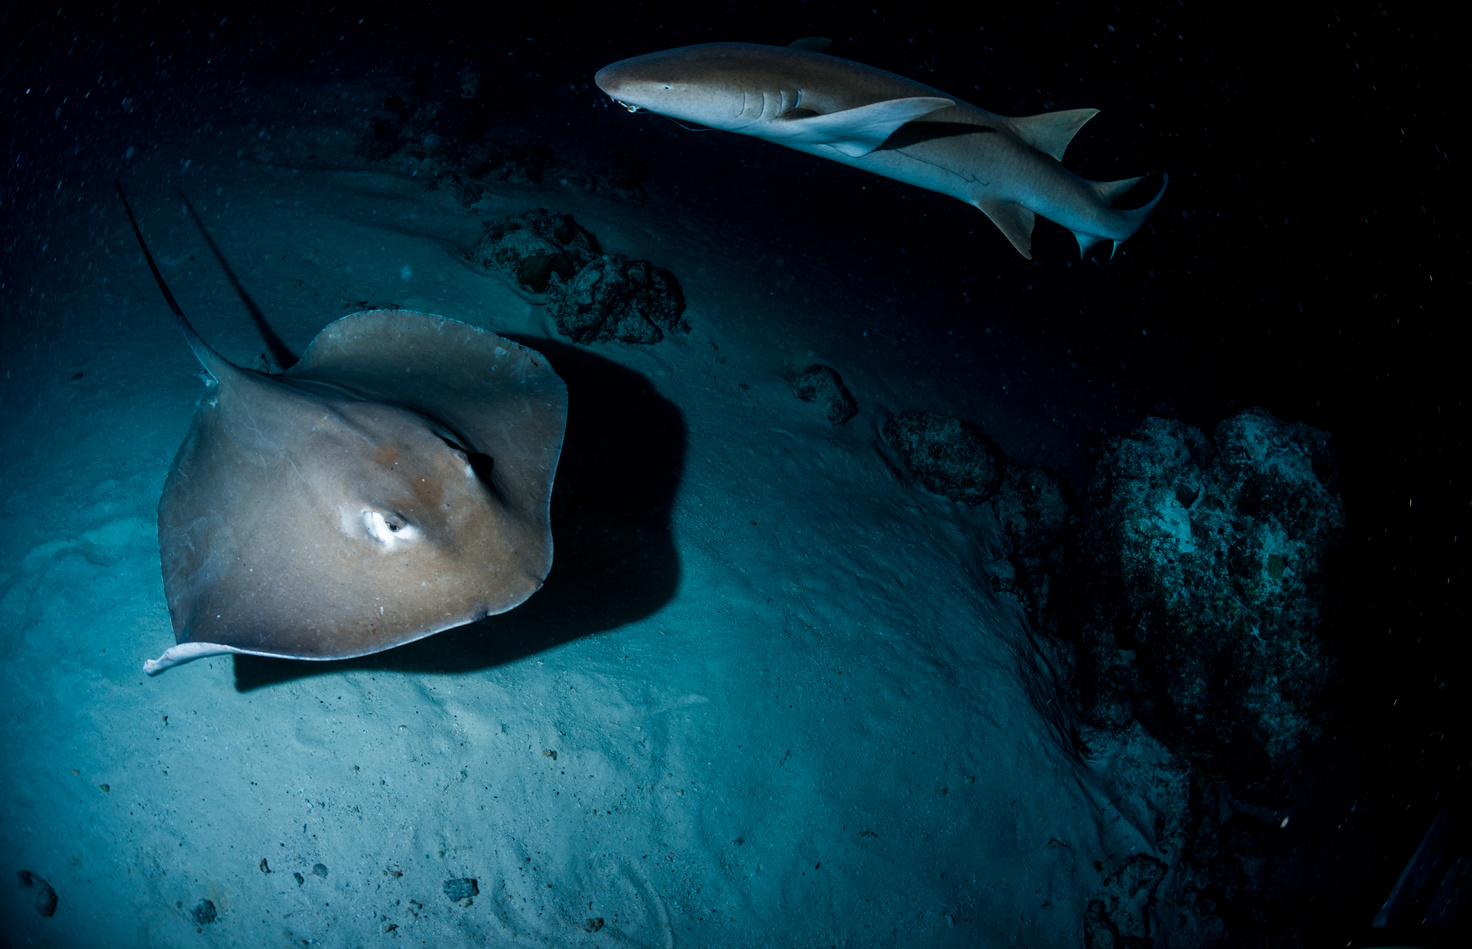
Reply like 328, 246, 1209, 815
1072, 172, 1169, 260
114, 181, 235, 382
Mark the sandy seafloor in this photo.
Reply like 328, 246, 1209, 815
1, 4, 1465, 947
0, 69, 1177, 946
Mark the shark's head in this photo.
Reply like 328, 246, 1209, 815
596, 44, 789, 131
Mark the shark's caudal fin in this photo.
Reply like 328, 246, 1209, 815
1073, 172, 1170, 259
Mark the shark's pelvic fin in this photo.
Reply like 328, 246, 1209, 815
1009, 108, 1100, 161
782, 97, 955, 157
977, 199, 1038, 260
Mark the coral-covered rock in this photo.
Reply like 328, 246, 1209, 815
881, 413, 1003, 504
994, 463, 1073, 557
353, 77, 518, 186
355, 81, 643, 205
990, 463, 1074, 626
793, 364, 858, 425
1084, 853, 1169, 949
546, 254, 687, 344
1063, 408, 1344, 800
17, 870, 57, 917
466, 209, 598, 292
543, 153, 649, 203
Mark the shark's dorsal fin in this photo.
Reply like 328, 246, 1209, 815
976, 199, 1037, 260
777, 97, 955, 157
1009, 107, 1099, 161
787, 36, 832, 52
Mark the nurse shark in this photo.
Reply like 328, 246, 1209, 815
596, 41, 1167, 260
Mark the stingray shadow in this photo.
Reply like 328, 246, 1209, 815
232, 336, 685, 691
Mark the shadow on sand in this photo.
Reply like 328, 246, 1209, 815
232, 336, 685, 691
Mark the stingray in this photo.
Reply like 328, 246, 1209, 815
115, 183, 568, 675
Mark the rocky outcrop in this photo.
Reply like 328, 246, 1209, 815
1063, 408, 1344, 800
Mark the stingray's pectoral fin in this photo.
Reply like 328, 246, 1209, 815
143, 641, 250, 676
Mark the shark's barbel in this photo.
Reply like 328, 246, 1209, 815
596, 41, 1167, 260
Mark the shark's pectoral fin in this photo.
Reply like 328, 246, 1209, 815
778, 97, 955, 157
976, 199, 1036, 260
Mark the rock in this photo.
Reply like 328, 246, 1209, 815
356, 113, 404, 162
457, 139, 553, 186
467, 212, 688, 344
546, 254, 687, 344
994, 463, 1072, 557
191, 898, 217, 925
466, 209, 598, 293
990, 463, 1074, 626
354, 83, 644, 206
1063, 408, 1344, 800
880, 412, 1003, 504
1083, 854, 1168, 949
587, 153, 648, 202
353, 81, 522, 190
540, 154, 649, 203
443, 877, 479, 902
793, 364, 858, 424
17, 870, 57, 917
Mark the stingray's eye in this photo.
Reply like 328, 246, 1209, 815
362, 510, 420, 546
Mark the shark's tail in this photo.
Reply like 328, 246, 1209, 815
1073, 172, 1169, 259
